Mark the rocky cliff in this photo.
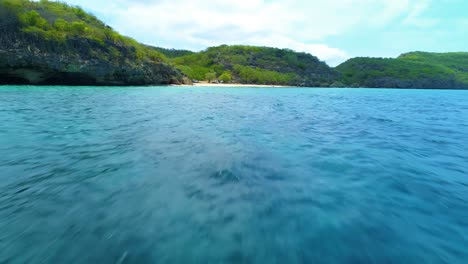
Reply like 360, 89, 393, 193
0, 0, 184, 86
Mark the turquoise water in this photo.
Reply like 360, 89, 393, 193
0, 86, 467, 263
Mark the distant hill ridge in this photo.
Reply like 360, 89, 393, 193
336, 52, 468, 89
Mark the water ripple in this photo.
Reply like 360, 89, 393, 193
0, 86, 467, 263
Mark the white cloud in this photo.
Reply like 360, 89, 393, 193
402, 0, 439, 28
61, 0, 435, 65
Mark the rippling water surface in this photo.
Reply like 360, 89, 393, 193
0, 86, 467, 263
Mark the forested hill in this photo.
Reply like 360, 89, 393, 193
171, 45, 339, 87
336, 52, 468, 89
0, 0, 184, 85
1, 1, 467, 88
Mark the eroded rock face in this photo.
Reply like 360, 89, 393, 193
0, 33, 184, 86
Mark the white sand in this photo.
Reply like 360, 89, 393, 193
177, 81, 293, 88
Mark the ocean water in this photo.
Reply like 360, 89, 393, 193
0, 85, 467, 263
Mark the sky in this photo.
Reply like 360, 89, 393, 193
58, 0, 467, 66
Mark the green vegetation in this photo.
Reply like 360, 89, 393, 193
205, 71, 216, 82
336, 52, 468, 88
1, 0, 467, 88
232, 64, 295, 84
0, 0, 182, 85
218, 71, 232, 83
170, 45, 338, 86
8, 0, 166, 61
399, 52, 468, 84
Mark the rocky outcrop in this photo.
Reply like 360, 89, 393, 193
0, 0, 184, 86
0, 33, 183, 86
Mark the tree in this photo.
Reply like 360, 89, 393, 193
218, 71, 232, 83
19, 10, 49, 29
54, 18, 67, 30
69, 21, 87, 35
205, 71, 216, 83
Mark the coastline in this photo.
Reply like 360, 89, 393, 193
178, 82, 295, 88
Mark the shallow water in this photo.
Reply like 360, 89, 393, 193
0, 86, 467, 263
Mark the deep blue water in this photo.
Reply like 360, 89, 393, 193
0, 86, 467, 263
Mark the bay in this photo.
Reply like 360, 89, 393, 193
0, 86, 467, 263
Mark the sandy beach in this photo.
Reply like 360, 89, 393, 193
178, 81, 293, 88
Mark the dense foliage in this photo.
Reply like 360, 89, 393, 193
1, 0, 467, 88
399, 52, 468, 84
0, 0, 182, 85
1, 0, 169, 61
336, 52, 468, 89
171, 45, 338, 86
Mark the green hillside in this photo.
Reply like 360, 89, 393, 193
1, 0, 467, 88
336, 52, 468, 89
0, 0, 184, 85
171, 45, 339, 87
